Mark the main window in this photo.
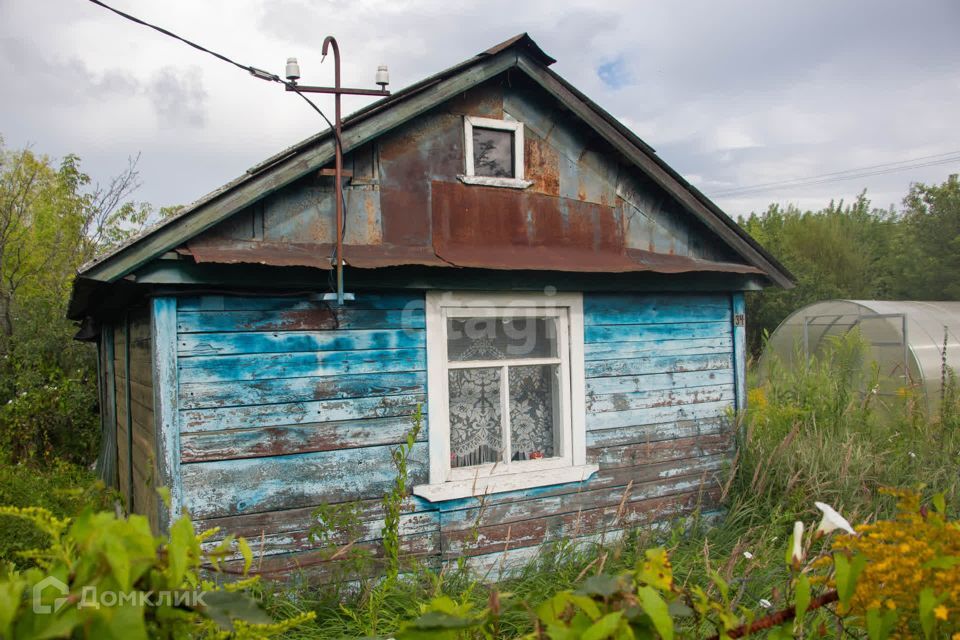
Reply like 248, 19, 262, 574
458, 116, 533, 189
414, 292, 595, 501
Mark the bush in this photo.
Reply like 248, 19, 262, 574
0, 455, 110, 569
0, 368, 100, 465
0, 503, 315, 638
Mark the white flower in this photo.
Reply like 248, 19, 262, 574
759, 598, 773, 609
908, 451, 917, 459
791, 521, 805, 564
743, 551, 754, 560
814, 502, 856, 536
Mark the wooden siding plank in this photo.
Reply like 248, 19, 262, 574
123, 313, 134, 512
101, 324, 118, 489
586, 399, 734, 431
585, 321, 731, 344
586, 369, 733, 396
444, 487, 721, 559
196, 497, 437, 540
178, 328, 424, 357
592, 433, 733, 469
177, 348, 425, 383
180, 443, 429, 518
586, 384, 733, 414
584, 337, 732, 361
217, 531, 440, 581
180, 415, 428, 462
585, 353, 732, 378
177, 308, 423, 333
585, 304, 731, 325
582, 293, 730, 315
152, 298, 182, 532
440, 472, 709, 532
179, 393, 426, 433
432, 453, 727, 514
585, 417, 731, 448
179, 370, 427, 410
732, 293, 747, 413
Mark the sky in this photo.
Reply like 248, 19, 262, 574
1, 0, 959, 219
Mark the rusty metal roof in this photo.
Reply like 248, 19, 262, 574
74, 33, 793, 290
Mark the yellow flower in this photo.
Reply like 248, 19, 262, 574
935, 605, 949, 621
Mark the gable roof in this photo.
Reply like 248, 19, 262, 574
78, 33, 793, 289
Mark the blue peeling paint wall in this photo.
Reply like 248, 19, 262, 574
168, 290, 738, 579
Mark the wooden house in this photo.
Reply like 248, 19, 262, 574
68, 34, 792, 579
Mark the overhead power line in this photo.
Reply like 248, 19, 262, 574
710, 150, 960, 198
85, 0, 339, 138
85, 0, 359, 295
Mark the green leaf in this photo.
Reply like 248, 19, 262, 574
922, 555, 960, 570
577, 574, 625, 599
918, 588, 938, 639
637, 548, 673, 591
834, 553, 866, 607
199, 590, 272, 631
404, 610, 479, 630
709, 570, 729, 604
932, 493, 946, 514
167, 516, 193, 586
866, 607, 897, 640
637, 586, 673, 640
795, 573, 811, 621
237, 537, 253, 576
666, 599, 693, 618
0, 578, 25, 639
582, 611, 624, 640
104, 537, 131, 591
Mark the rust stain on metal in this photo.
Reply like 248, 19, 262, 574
524, 133, 560, 196
188, 240, 334, 269
447, 81, 504, 118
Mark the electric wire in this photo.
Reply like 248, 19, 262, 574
710, 150, 960, 197
86, 0, 353, 285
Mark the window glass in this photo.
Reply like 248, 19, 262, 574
446, 317, 557, 361
509, 364, 559, 461
449, 367, 502, 468
472, 127, 515, 177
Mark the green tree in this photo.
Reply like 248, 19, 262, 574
739, 193, 898, 355
0, 137, 153, 463
892, 174, 960, 300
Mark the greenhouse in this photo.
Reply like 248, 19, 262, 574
762, 300, 960, 414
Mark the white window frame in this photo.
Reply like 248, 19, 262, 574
413, 291, 596, 502
458, 116, 533, 189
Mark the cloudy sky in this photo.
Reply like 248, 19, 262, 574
1, 0, 958, 219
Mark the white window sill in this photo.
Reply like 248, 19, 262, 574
413, 464, 599, 502
457, 175, 533, 189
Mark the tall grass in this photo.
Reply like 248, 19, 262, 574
264, 331, 960, 638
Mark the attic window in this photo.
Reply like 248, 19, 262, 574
458, 116, 533, 189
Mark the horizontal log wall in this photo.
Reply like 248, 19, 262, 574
174, 292, 735, 579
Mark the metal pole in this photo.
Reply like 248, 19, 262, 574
322, 36, 344, 306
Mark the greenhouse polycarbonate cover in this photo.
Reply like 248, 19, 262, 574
762, 300, 960, 414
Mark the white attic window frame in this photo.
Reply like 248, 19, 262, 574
413, 291, 596, 502
458, 116, 533, 189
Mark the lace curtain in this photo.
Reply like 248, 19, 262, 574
448, 366, 557, 468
